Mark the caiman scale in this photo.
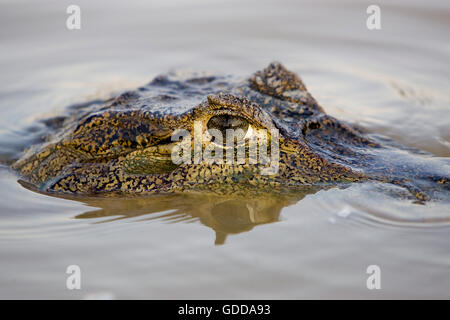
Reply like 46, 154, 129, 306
11, 63, 449, 202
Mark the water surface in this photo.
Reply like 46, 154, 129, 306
0, 0, 449, 299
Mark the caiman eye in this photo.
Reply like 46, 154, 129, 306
207, 115, 249, 141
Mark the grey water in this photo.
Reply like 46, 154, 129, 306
0, 0, 449, 299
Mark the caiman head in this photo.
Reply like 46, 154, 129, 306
14, 62, 446, 199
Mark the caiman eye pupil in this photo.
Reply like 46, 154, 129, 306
207, 115, 249, 141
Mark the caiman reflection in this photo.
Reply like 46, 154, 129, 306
72, 191, 315, 245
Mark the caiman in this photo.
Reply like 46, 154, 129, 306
11, 62, 449, 203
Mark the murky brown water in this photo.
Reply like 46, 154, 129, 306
0, 0, 449, 299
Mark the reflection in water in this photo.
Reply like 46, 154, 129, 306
72, 190, 317, 245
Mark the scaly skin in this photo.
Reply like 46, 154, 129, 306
11, 63, 449, 201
